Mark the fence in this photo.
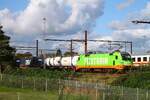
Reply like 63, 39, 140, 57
0, 74, 149, 100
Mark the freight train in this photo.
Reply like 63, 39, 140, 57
15, 51, 132, 71
45, 50, 132, 71
15, 57, 44, 68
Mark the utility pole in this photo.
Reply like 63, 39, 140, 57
70, 39, 73, 67
85, 30, 88, 55
70, 39, 73, 57
125, 42, 127, 52
36, 40, 38, 57
131, 42, 132, 54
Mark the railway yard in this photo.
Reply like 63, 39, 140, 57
1, 24, 150, 99
0, 1, 150, 99
1, 25, 150, 99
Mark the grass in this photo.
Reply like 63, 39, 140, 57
0, 86, 58, 100
3, 66, 123, 85
0, 86, 93, 100
111, 71, 150, 89
3, 67, 77, 80
74, 72, 120, 85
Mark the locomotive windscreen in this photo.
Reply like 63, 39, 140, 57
121, 52, 131, 60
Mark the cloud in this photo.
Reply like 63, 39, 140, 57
140, 2, 150, 19
0, 0, 105, 54
108, 1, 150, 53
116, 0, 135, 10
0, 0, 104, 38
49, 1, 150, 54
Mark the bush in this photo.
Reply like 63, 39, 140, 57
112, 71, 150, 89
3, 68, 76, 80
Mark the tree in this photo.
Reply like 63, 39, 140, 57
15, 52, 32, 59
64, 51, 78, 56
56, 49, 62, 56
0, 25, 15, 72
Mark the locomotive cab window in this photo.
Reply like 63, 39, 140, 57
115, 56, 118, 59
121, 52, 131, 60
78, 57, 80, 61
109, 53, 113, 55
143, 57, 147, 61
132, 58, 135, 62
137, 57, 141, 62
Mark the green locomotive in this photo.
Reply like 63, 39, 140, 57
76, 51, 132, 71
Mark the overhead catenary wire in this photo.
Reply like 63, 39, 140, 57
44, 39, 132, 54
44, 39, 132, 43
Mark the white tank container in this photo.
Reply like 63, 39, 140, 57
53, 57, 61, 66
50, 58, 55, 66
44, 58, 48, 66
61, 57, 72, 66
45, 58, 51, 66
72, 56, 79, 66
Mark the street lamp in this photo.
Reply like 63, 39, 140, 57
42, 17, 46, 38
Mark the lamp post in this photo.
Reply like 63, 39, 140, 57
43, 17, 46, 38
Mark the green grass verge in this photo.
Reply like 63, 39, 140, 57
0, 86, 58, 100
0, 86, 92, 100
3, 67, 79, 80
111, 71, 150, 89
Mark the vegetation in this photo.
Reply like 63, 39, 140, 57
64, 51, 78, 56
112, 66, 150, 89
0, 86, 92, 100
3, 67, 78, 79
15, 52, 32, 59
56, 49, 62, 56
0, 86, 58, 100
0, 25, 15, 72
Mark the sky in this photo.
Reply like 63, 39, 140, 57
0, 0, 150, 54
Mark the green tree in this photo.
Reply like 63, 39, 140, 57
0, 25, 15, 72
15, 52, 32, 59
64, 51, 78, 56
56, 49, 62, 56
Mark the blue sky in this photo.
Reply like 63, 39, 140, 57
93, 0, 149, 34
0, 0, 28, 12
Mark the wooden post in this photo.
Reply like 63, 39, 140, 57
103, 92, 105, 100
137, 88, 139, 100
146, 90, 149, 100
96, 83, 98, 100
45, 79, 48, 92
121, 86, 124, 99
17, 92, 20, 100
0, 74, 2, 81
33, 79, 35, 91
59, 79, 61, 95
21, 79, 24, 88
